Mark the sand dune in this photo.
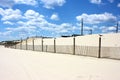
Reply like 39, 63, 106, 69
0, 46, 120, 80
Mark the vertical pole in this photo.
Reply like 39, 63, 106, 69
33, 38, 34, 51
41, 37, 43, 52
54, 38, 56, 53
15, 44, 16, 49
89, 29, 92, 35
98, 35, 102, 58
20, 38, 22, 50
73, 37, 75, 55
81, 18, 83, 36
26, 38, 28, 50
116, 22, 119, 33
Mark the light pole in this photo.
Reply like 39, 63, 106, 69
81, 18, 83, 36
116, 22, 119, 33
89, 29, 92, 35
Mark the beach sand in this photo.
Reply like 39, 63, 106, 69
0, 46, 120, 80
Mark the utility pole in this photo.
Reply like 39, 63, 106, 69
81, 18, 83, 36
116, 22, 119, 33
89, 29, 92, 35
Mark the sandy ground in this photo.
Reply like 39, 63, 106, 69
0, 46, 120, 80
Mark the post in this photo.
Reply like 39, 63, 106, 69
20, 38, 22, 50
33, 38, 34, 51
54, 38, 56, 53
15, 44, 16, 49
73, 37, 75, 55
41, 37, 43, 52
26, 38, 28, 50
81, 18, 84, 36
98, 35, 102, 58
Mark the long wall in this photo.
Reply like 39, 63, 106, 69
11, 33, 120, 59
75, 35, 99, 57
101, 33, 120, 59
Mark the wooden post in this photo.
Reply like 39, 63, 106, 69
20, 38, 22, 50
26, 38, 28, 50
33, 38, 34, 51
73, 37, 75, 55
54, 38, 56, 53
98, 35, 102, 58
15, 44, 16, 49
41, 37, 43, 52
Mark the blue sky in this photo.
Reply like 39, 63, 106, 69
0, 0, 120, 41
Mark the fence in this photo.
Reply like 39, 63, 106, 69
10, 33, 120, 60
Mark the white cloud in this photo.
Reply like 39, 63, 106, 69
117, 3, 120, 7
41, 0, 66, 9
3, 21, 14, 25
50, 13, 59, 20
0, 31, 12, 36
0, 0, 37, 8
24, 10, 40, 19
100, 26, 116, 33
1, 9, 75, 38
14, 0, 37, 6
76, 12, 117, 24
0, 8, 22, 21
108, 0, 114, 3
89, 0, 102, 4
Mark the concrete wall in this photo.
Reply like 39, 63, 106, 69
22, 40, 26, 50
16, 43, 21, 49
43, 38, 55, 52
13, 33, 120, 59
75, 35, 99, 57
56, 37, 73, 54
34, 38, 42, 51
27, 38, 33, 50
101, 33, 120, 59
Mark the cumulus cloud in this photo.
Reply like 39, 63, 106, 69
76, 12, 117, 24
0, 8, 22, 21
41, 0, 66, 9
100, 26, 116, 33
0, 0, 37, 8
50, 13, 59, 20
117, 3, 120, 7
89, 0, 102, 4
14, 0, 37, 6
24, 10, 44, 19
3, 21, 14, 25
0, 0, 66, 9
0, 9, 75, 38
